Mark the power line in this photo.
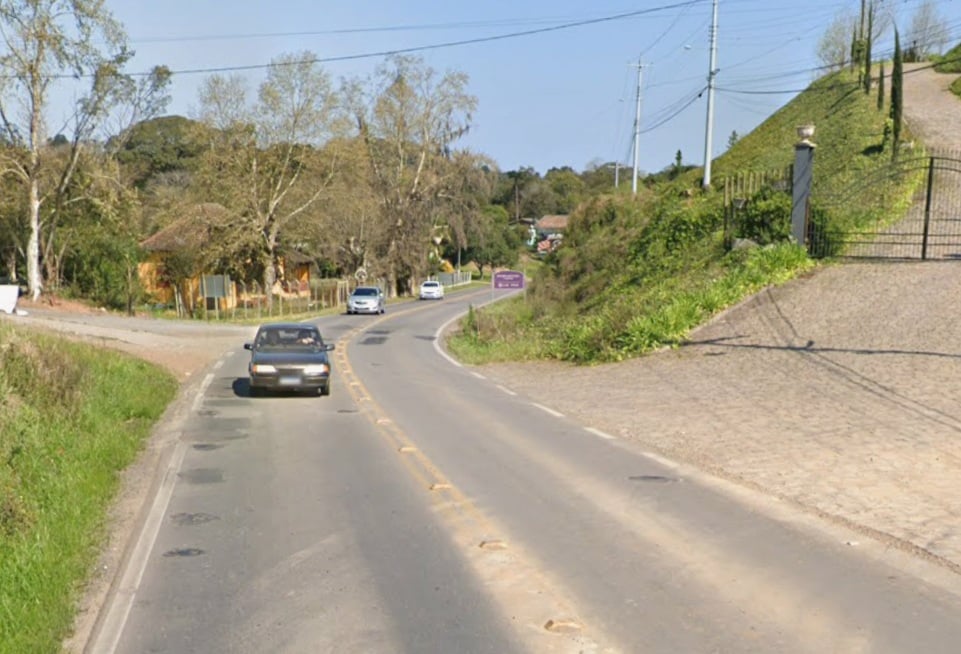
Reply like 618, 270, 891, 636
641, 85, 707, 133
49, 0, 709, 80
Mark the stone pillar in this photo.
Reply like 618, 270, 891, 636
792, 130, 816, 247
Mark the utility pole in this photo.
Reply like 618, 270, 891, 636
631, 59, 645, 195
702, 0, 719, 188
606, 162, 620, 188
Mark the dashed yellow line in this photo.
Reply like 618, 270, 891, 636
333, 313, 618, 653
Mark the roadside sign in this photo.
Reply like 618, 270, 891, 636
492, 270, 525, 289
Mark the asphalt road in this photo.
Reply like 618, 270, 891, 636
73, 288, 961, 653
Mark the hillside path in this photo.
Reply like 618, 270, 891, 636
903, 63, 961, 149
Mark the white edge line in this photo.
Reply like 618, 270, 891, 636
531, 402, 564, 418
471, 372, 486, 379
432, 289, 522, 368
496, 385, 517, 396
642, 450, 681, 469
586, 427, 616, 441
91, 441, 188, 654
191, 373, 215, 413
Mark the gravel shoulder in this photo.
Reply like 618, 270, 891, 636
1, 301, 253, 653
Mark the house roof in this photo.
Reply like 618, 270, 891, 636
140, 203, 230, 252
535, 214, 569, 231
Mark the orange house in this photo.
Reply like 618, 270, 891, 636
139, 202, 313, 312
138, 203, 235, 311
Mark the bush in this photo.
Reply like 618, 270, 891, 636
735, 186, 792, 245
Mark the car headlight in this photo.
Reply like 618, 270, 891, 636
303, 364, 330, 375
251, 364, 277, 374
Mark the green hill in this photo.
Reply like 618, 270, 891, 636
715, 71, 896, 197
449, 69, 915, 365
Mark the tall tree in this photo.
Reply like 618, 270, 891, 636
195, 52, 343, 306
459, 204, 521, 278
877, 61, 885, 111
348, 55, 477, 295
863, 3, 873, 93
0, 0, 157, 300
817, 10, 857, 72
890, 28, 904, 157
905, 0, 950, 60
545, 167, 586, 214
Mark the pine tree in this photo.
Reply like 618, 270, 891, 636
877, 61, 885, 111
864, 4, 873, 93
890, 29, 904, 157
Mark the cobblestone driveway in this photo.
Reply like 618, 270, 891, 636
482, 262, 961, 571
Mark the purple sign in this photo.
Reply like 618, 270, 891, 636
493, 270, 525, 289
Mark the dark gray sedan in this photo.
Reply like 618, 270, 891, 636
244, 322, 334, 396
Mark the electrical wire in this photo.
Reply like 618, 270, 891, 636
31, 0, 711, 80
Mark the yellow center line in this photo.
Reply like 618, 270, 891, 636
332, 311, 618, 653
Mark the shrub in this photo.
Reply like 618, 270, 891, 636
735, 186, 792, 245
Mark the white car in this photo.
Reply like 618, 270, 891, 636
419, 280, 444, 300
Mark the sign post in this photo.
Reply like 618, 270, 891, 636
491, 270, 525, 302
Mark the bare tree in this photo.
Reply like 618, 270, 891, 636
195, 52, 343, 307
348, 55, 478, 295
294, 136, 382, 279
817, 10, 857, 72
906, 0, 950, 60
0, 0, 155, 300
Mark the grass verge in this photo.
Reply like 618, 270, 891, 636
0, 324, 177, 654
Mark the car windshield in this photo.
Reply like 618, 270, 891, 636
255, 327, 323, 350
352, 287, 379, 296
423, 281, 439, 287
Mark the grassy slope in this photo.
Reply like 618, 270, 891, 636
714, 71, 894, 196
0, 325, 178, 653
449, 69, 900, 365
934, 43, 961, 96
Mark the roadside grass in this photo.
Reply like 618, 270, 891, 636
449, 69, 913, 365
0, 323, 177, 654
449, 242, 813, 365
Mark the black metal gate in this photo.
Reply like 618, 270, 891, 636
808, 153, 961, 260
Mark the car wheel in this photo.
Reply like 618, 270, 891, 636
320, 382, 330, 397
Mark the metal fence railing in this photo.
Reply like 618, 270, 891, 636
198, 279, 350, 321
180, 271, 472, 322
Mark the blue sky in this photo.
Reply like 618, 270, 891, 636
101, 0, 961, 176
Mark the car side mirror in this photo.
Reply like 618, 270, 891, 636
244, 343, 253, 351
325, 344, 335, 352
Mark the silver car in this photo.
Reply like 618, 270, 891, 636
347, 286, 386, 314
